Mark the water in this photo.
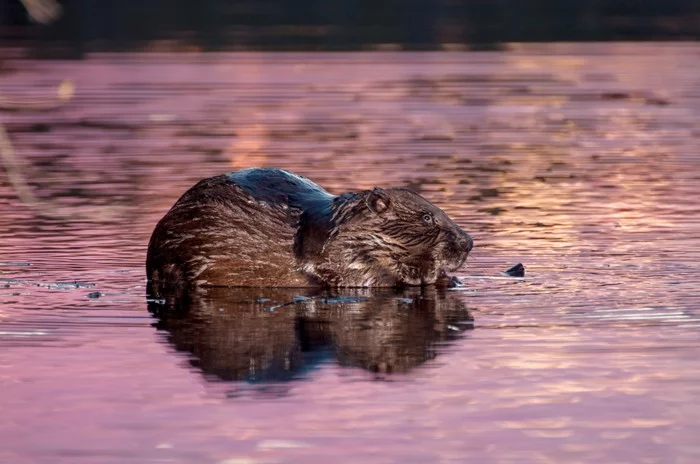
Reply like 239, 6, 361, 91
1, 43, 700, 463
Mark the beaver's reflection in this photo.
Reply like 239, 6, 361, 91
148, 287, 473, 382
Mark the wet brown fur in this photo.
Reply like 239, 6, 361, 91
147, 168, 473, 289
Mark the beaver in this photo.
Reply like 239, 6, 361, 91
146, 168, 473, 288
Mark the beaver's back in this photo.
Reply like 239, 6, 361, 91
227, 168, 334, 211
147, 169, 329, 289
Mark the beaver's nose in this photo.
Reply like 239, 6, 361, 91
457, 231, 473, 254
464, 235, 473, 254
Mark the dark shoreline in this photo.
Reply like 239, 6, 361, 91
2, 0, 699, 56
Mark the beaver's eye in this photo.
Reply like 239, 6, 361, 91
422, 214, 433, 224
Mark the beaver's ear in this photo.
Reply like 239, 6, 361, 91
366, 187, 390, 214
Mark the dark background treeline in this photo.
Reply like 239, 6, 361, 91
2, 0, 699, 54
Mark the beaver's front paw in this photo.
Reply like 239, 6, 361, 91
436, 272, 463, 288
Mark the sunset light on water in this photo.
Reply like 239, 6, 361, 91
1, 40, 700, 463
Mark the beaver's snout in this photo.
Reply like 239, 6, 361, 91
444, 228, 473, 272
460, 232, 474, 255
464, 232, 474, 254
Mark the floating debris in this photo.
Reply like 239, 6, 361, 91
264, 303, 288, 312
321, 296, 370, 304
264, 295, 319, 311
33, 281, 97, 290
504, 263, 525, 277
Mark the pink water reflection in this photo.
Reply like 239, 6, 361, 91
1, 43, 700, 463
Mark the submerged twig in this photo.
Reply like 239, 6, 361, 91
0, 80, 119, 221
0, 123, 47, 214
0, 80, 76, 218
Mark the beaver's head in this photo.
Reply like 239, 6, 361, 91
324, 188, 473, 286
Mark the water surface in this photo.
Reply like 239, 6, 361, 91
1, 43, 700, 463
